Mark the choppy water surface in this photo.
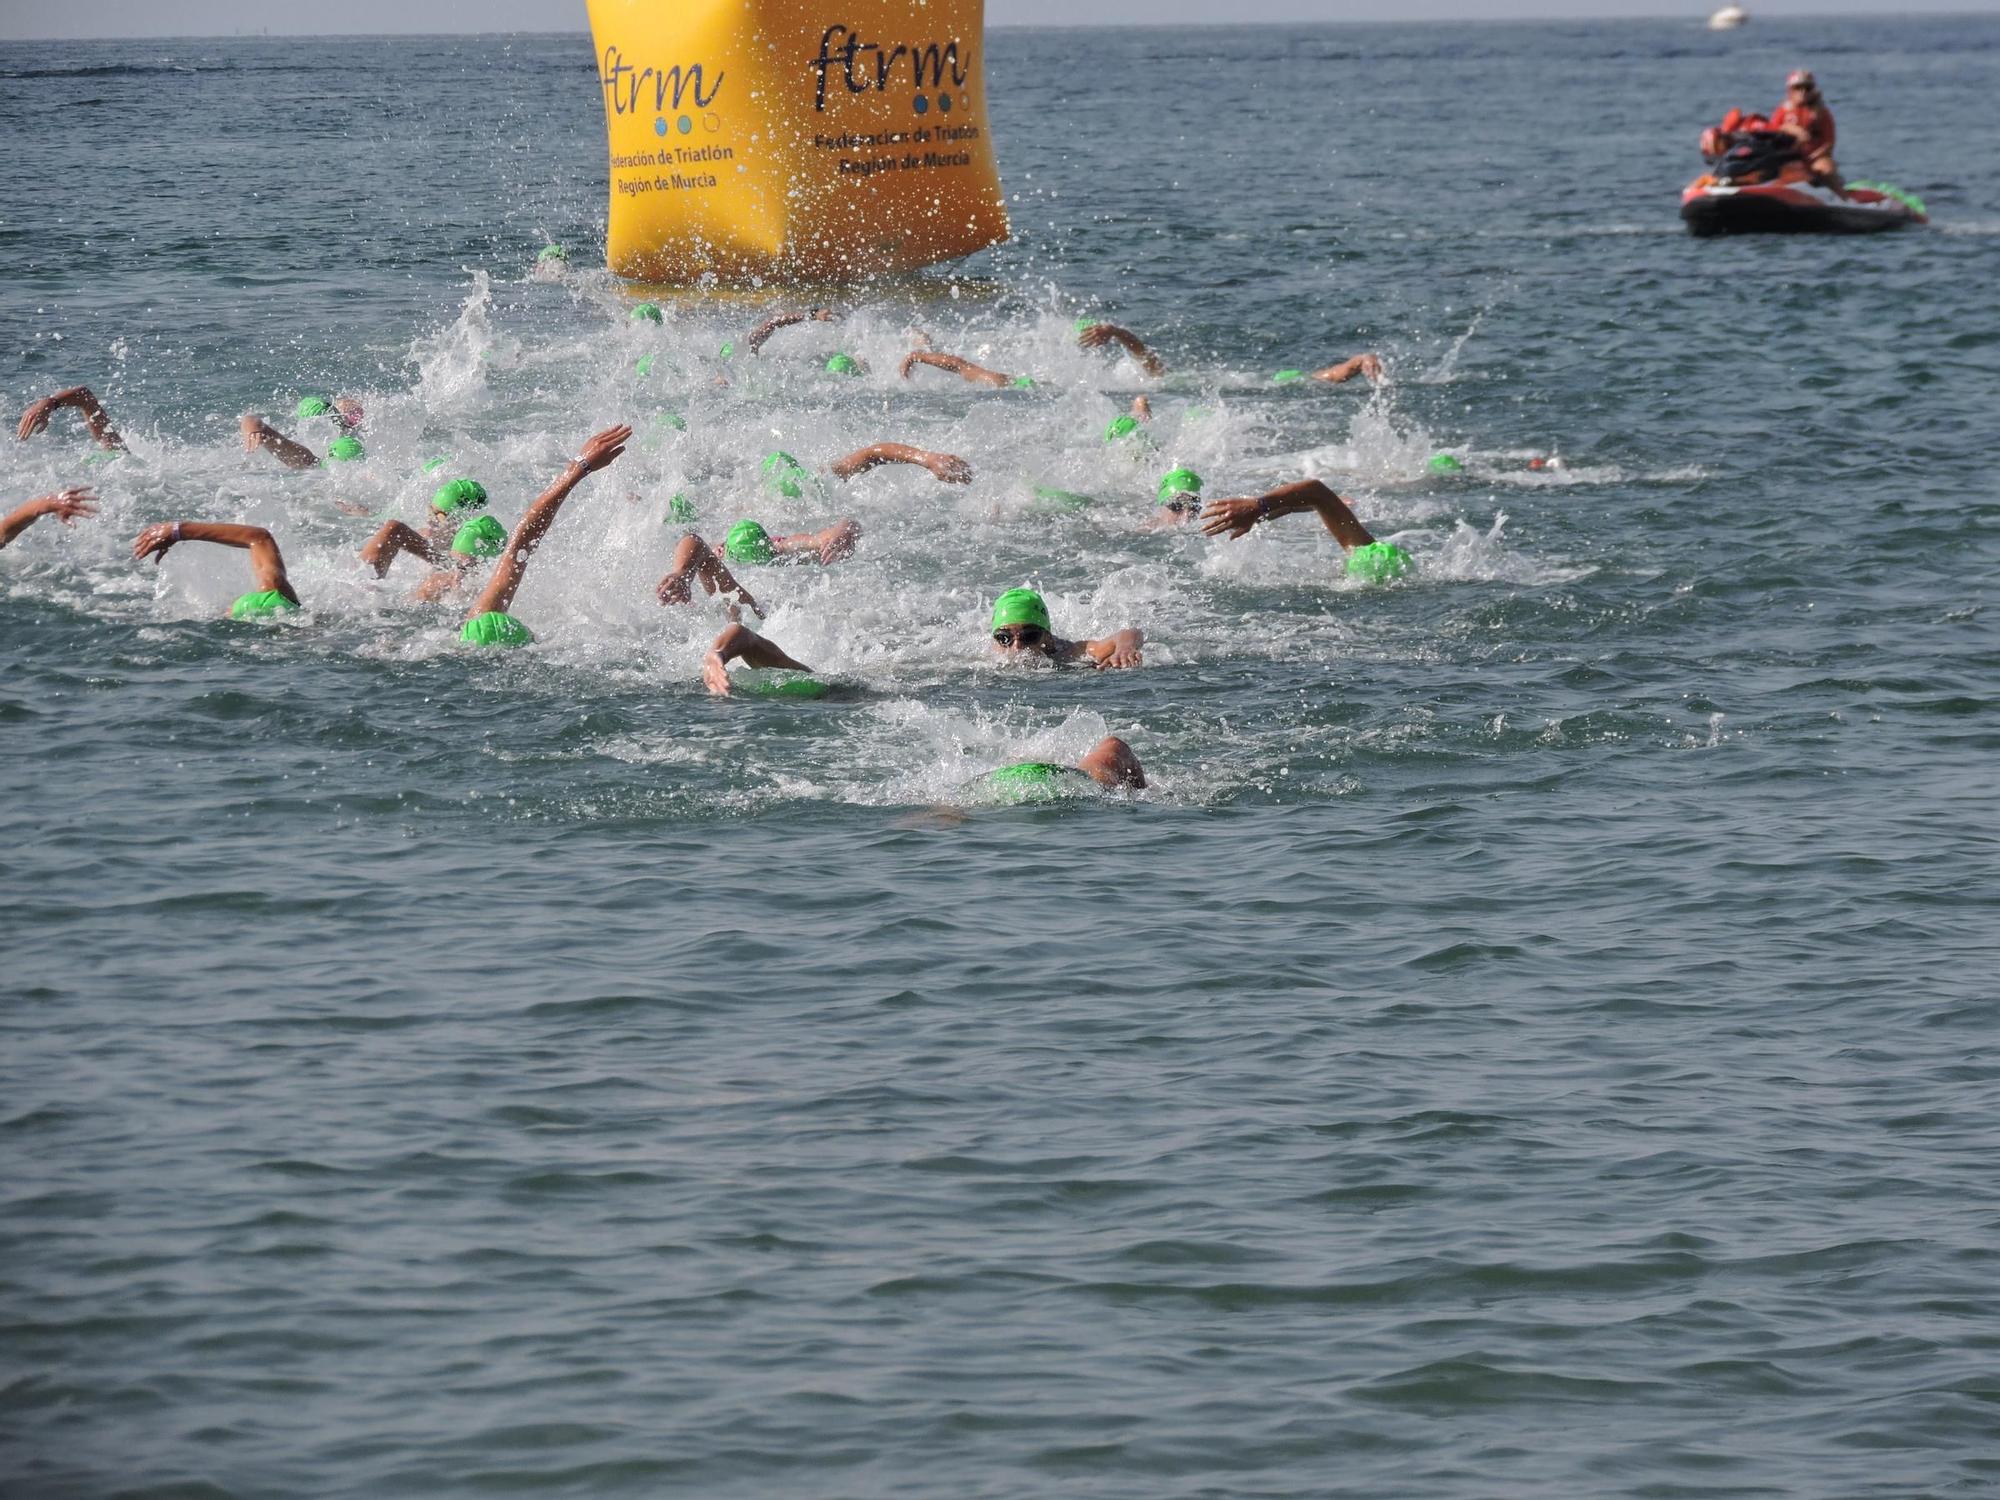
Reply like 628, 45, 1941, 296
4, 16, 1999, 1499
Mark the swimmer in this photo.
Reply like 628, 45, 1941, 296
359, 477, 495, 601
747, 306, 837, 355
831, 442, 973, 485
0, 487, 98, 550
701, 620, 815, 696
458, 423, 632, 647
989, 587, 1143, 669
900, 350, 1032, 390
1199, 478, 1414, 582
240, 413, 364, 472
655, 515, 863, 609
983, 737, 1148, 798
1076, 320, 1168, 378
17, 386, 126, 452
132, 520, 301, 619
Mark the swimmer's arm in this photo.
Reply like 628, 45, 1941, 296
0, 487, 97, 549
747, 307, 836, 355
467, 423, 631, 620
17, 387, 126, 451
359, 520, 447, 578
240, 414, 318, 470
899, 351, 1011, 388
1075, 628, 1144, 670
133, 521, 297, 603
830, 442, 973, 485
1078, 322, 1168, 378
702, 622, 812, 696
1309, 353, 1383, 384
772, 518, 860, 565
1200, 479, 1374, 550
657, 533, 762, 616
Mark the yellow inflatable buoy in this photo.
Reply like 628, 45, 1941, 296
587, 0, 1010, 284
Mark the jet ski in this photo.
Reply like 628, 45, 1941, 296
1681, 129, 1927, 237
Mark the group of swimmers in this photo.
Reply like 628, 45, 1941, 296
6, 310, 1413, 799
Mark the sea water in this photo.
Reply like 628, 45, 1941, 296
3, 17, 1998, 1498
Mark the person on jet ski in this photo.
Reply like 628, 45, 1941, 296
1769, 69, 1841, 190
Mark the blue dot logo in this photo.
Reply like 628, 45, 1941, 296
913, 95, 929, 115
678, 114, 693, 135
938, 93, 953, 114
653, 116, 667, 137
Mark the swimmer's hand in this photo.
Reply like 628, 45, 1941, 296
19, 386, 125, 451
35, 487, 98, 525
132, 521, 181, 564
747, 307, 837, 355
573, 424, 632, 473
701, 649, 734, 696
1310, 353, 1383, 384
1088, 628, 1145, 670
16, 389, 82, 440
1199, 497, 1266, 540
926, 451, 974, 485
1078, 322, 1168, 378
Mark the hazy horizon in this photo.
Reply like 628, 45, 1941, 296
4, 0, 2000, 42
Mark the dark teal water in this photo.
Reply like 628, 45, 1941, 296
4, 17, 1999, 1498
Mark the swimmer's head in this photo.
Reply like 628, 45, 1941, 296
1272, 369, 1306, 385
431, 478, 488, 514
1010, 374, 1036, 389
825, 352, 862, 376
1104, 414, 1143, 444
538, 244, 568, 263
1157, 467, 1204, 512
631, 302, 664, 324
1346, 541, 1414, 584
667, 493, 698, 523
450, 514, 507, 559
636, 353, 655, 378
325, 435, 364, 462
760, 451, 810, 498
656, 411, 686, 432
724, 519, 775, 565
460, 610, 534, 648
990, 588, 1052, 651
985, 761, 1085, 804
229, 589, 299, 621
295, 395, 335, 419
1072, 316, 1099, 335
332, 398, 363, 430
1427, 453, 1464, 475
719, 339, 735, 359
423, 455, 450, 474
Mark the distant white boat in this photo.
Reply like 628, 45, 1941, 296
1709, 5, 1749, 29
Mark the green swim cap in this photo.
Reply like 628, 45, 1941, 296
1157, 467, 1204, 503
1073, 316, 1099, 334
719, 339, 735, 358
460, 610, 534, 648
431, 477, 488, 513
1104, 414, 1143, 443
325, 435, 364, 462
724, 519, 775, 565
1346, 541, 1414, 584
656, 410, 686, 432
760, 451, 810, 498
296, 395, 335, 418
991, 588, 1051, 633
451, 514, 507, 558
986, 761, 1087, 804
825, 352, 861, 376
635, 353, 656, 378
229, 588, 299, 621
538, 244, 567, 262
1427, 453, 1464, 475
1273, 369, 1306, 385
667, 493, 698, 523
631, 302, 664, 324
423, 455, 450, 474
1010, 374, 1036, 389
737, 669, 829, 699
